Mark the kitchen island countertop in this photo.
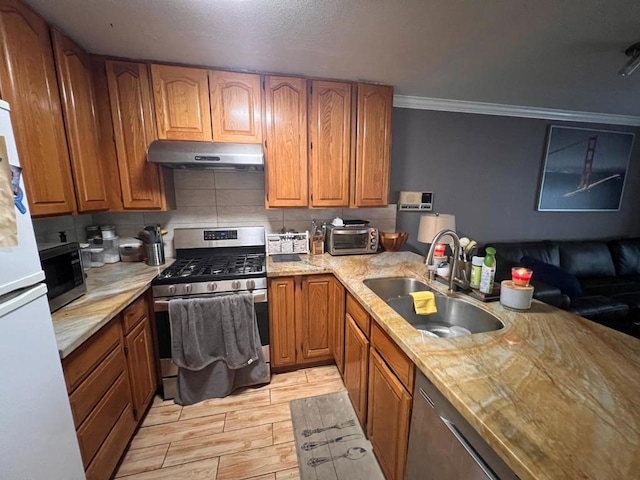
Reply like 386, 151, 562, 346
52, 260, 171, 359
267, 252, 640, 480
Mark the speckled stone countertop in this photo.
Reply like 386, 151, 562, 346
267, 252, 640, 480
52, 261, 171, 359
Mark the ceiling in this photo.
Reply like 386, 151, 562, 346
26, 0, 640, 116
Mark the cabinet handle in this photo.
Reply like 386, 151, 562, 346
440, 416, 499, 480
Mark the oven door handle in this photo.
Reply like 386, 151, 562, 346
154, 290, 267, 312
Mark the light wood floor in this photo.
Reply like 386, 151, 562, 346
115, 365, 346, 479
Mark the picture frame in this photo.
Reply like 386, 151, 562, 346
537, 126, 634, 211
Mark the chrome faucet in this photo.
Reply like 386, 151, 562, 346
425, 229, 469, 294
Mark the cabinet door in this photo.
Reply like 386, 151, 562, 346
344, 314, 369, 427
125, 316, 156, 420
298, 274, 334, 364
309, 80, 352, 207
352, 83, 393, 207
269, 277, 297, 368
264, 76, 308, 207
51, 29, 109, 213
210, 70, 262, 143
368, 349, 411, 480
330, 276, 346, 374
0, 0, 76, 216
150, 64, 212, 141
106, 60, 166, 209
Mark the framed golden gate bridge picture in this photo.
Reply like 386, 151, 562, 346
537, 126, 635, 211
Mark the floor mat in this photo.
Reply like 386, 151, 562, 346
289, 391, 385, 480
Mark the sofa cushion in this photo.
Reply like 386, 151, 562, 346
520, 256, 582, 299
581, 281, 640, 298
487, 241, 559, 281
558, 241, 616, 278
568, 296, 629, 327
608, 238, 640, 276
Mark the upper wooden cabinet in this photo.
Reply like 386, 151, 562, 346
210, 70, 262, 143
309, 80, 352, 207
0, 0, 77, 216
352, 83, 393, 207
106, 60, 173, 210
51, 29, 109, 213
150, 64, 212, 141
264, 76, 308, 208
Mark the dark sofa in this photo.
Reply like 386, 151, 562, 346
484, 238, 640, 338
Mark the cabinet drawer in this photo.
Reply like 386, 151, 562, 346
346, 293, 370, 337
64, 319, 121, 392
69, 344, 126, 428
85, 403, 136, 480
371, 321, 415, 393
123, 294, 148, 334
76, 372, 131, 468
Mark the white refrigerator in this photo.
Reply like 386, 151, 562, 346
0, 100, 85, 479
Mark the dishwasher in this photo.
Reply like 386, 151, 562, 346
405, 372, 519, 480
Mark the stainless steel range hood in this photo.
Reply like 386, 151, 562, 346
147, 140, 264, 170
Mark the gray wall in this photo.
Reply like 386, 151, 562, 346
390, 108, 640, 254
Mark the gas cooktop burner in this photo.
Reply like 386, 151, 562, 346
156, 253, 265, 283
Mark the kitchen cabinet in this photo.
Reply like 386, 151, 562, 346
210, 70, 262, 143
352, 83, 393, 207
106, 60, 174, 210
309, 80, 352, 207
51, 28, 109, 213
122, 294, 157, 420
0, 0, 77, 216
330, 275, 346, 374
269, 274, 344, 368
63, 317, 136, 478
367, 348, 412, 480
62, 291, 158, 480
344, 313, 369, 427
264, 75, 308, 208
150, 64, 212, 141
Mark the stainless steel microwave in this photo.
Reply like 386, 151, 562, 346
325, 225, 379, 256
37, 242, 86, 312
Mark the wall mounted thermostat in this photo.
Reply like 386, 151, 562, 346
398, 191, 433, 211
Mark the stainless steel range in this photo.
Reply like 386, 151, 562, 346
151, 226, 269, 400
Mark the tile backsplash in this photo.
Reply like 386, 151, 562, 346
33, 170, 397, 255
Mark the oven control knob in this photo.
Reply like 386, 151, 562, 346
246, 280, 256, 290
168, 285, 176, 295
184, 284, 192, 293
208, 282, 218, 292
232, 281, 241, 290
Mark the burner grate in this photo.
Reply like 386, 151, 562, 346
158, 253, 265, 280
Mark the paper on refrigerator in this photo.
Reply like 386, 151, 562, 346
0, 136, 17, 247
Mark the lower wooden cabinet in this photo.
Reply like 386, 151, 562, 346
340, 293, 415, 480
330, 277, 346, 374
344, 313, 369, 427
269, 274, 344, 368
62, 291, 157, 480
367, 349, 412, 480
123, 294, 157, 420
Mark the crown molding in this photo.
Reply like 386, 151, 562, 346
393, 95, 640, 127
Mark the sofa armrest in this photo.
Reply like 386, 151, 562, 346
531, 280, 570, 309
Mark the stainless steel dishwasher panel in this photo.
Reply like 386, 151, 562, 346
405, 372, 518, 480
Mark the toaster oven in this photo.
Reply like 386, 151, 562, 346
325, 224, 379, 255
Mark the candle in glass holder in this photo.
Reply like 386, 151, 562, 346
434, 244, 446, 256
511, 267, 533, 286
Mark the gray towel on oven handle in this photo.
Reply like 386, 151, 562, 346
169, 293, 260, 371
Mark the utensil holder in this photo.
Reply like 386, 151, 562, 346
146, 243, 165, 266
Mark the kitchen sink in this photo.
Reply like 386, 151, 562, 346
363, 277, 504, 337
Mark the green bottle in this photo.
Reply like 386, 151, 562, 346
479, 247, 496, 294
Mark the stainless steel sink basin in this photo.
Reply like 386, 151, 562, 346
363, 277, 504, 337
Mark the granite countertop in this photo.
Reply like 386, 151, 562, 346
52, 261, 172, 359
267, 252, 640, 480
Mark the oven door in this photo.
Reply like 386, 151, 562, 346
153, 289, 269, 400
